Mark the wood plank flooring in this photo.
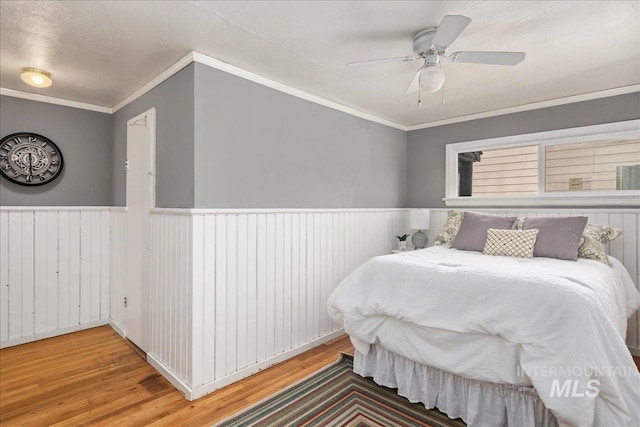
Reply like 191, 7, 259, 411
1, 326, 639, 426
0, 326, 353, 426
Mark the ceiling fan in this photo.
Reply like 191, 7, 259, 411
346, 15, 526, 100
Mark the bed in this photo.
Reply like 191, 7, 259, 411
327, 245, 640, 427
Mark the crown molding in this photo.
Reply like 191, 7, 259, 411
190, 52, 407, 131
0, 87, 112, 113
405, 84, 640, 131
110, 50, 407, 129
111, 52, 195, 113
2, 52, 637, 132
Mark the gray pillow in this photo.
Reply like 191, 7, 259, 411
522, 216, 588, 261
451, 212, 516, 252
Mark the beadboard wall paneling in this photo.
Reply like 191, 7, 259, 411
148, 208, 408, 399
0, 207, 111, 348
109, 209, 127, 336
426, 208, 640, 352
148, 213, 194, 389
4, 206, 636, 391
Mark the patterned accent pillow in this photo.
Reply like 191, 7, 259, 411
577, 224, 623, 266
434, 210, 464, 245
483, 228, 539, 258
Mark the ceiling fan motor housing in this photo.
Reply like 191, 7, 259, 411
413, 27, 438, 56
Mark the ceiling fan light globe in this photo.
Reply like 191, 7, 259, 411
419, 66, 445, 93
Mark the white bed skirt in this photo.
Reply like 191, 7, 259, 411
354, 344, 558, 427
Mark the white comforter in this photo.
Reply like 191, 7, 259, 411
327, 246, 640, 427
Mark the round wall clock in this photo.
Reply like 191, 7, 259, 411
0, 132, 64, 186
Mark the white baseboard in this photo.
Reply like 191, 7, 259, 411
0, 319, 109, 349
108, 320, 126, 338
148, 329, 345, 401
147, 353, 193, 399
629, 347, 640, 357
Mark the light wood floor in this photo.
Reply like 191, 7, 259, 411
1, 327, 639, 426
0, 326, 353, 426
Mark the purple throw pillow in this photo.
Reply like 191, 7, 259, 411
522, 216, 587, 261
450, 212, 516, 252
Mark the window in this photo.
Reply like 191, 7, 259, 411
460, 146, 539, 197
544, 139, 640, 192
445, 120, 640, 207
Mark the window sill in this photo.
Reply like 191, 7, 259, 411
443, 194, 640, 208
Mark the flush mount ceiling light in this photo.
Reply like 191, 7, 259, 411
20, 67, 52, 88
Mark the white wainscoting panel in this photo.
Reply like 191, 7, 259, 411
148, 208, 408, 399
0, 207, 111, 348
425, 208, 640, 352
149, 213, 194, 389
109, 209, 127, 336
5, 206, 635, 395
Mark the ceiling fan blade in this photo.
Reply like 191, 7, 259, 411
448, 51, 526, 65
431, 15, 472, 49
345, 56, 418, 66
405, 67, 422, 94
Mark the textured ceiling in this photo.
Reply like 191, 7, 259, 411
1, 1, 639, 127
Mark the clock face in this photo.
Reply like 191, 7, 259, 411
0, 133, 64, 186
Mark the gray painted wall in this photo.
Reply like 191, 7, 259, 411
112, 64, 195, 207
0, 95, 113, 206
9, 61, 632, 210
407, 92, 640, 208
193, 63, 407, 208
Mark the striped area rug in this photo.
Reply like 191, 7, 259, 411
215, 354, 465, 427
